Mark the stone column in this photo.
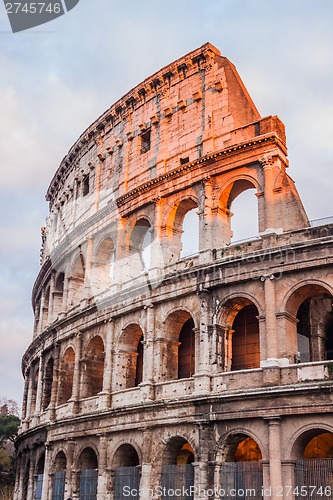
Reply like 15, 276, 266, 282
65, 441, 76, 499
41, 443, 51, 500
49, 343, 60, 420
100, 320, 114, 409
150, 197, 164, 275
84, 234, 93, 299
35, 354, 44, 416
62, 275, 69, 312
140, 464, 152, 500
21, 373, 30, 421
262, 275, 279, 364
97, 435, 108, 498
69, 332, 83, 414
266, 418, 282, 500
37, 288, 46, 335
259, 155, 283, 234
48, 271, 56, 324
281, 460, 295, 500
141, 305, 155, 401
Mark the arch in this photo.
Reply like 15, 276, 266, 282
53, 271, 65, 317
163, 310, 196, 380
52, 450, 67, 472
70, 252, 85, 305
82, 336, 105, 398
164, 197, 199, 262
162, 436, 196, 465
118, 324, 144, 388
77, 447, 98, 469
52, 451, 67, 500
42, 356, 54, 410
284, 282, 333, 363
57, 347, 75, 405
216, 429, 265, 463
78, 447, 98, 500
217, 296, 261, 371
217, 293, 262, 328
94, 236, 115, 290
218, 176, 261, 245
289, 425, 333, 460
112, 443, 140, 468
129, 218, 152, 271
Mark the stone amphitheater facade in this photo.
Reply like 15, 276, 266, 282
15, 43, 333, 500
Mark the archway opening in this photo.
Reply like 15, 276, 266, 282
113, 444, 140, 500
82, 336, 105, 398
53, 272, 65, 317
294, 430, 333, 494
70, 254, 85, 305
94, 237, 115, 291
231, 305, 260, 371
78, 448, 98, 500
162, 438, 195, 499
181, 208, 199, 258
229, 184, 258, 243
35, 452, 45, 500
220, 434, 263, 498
57, 347, 75, 405
42, 357, 54, 410
118, 325, 144, 389
129, 219, 152, 272
52, 451, 66, 500
163, 311, 195, 380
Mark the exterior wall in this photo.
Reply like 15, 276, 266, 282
15, 43, 333, 500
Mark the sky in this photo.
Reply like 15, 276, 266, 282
0, 0, 332, 408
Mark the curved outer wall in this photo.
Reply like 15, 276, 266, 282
15, 43, 333, 500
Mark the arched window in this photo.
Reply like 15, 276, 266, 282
70, 254, 85, 305
113, 444, 140, 500
94, 237, 115, 291
231, 305, 260, 371
78, 448, 98, 500
161, 437, 195, 497
181, 208, 199, 258
178, 318, 195, 379
57, 347, 75, 405
293, 430, 333, 494
163, 311, 196, 380
218, 179, 259, 246
52, 451, 66, 500
219, 434, 263, 497
117, 325, 144, 389
35, 453, 45, 500
129, 219, 152, 272
53, 272, 65, 317
82, 336, 105, 398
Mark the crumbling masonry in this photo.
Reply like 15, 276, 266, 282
14, 43, 333, 500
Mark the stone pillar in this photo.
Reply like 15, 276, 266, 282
84, 235, 93, 299
21, 373, 30, 421
37, 288, 46, 335
97, 435, 108, 499
25, 371, 33, 422
70, 332, 83, 414
41, 444, 51, 500
141, 305, 155, 400
35, 354, 44, 415
49, 343, 60, 420
62, 275, 69, 312
48, 271, 56, 324
140, 464, 152, 500
65, 441, 76, 499
27, 452, 35, 500
224, 327, 234, 372
266, 418, 282, 500
259, 155, 283, 234
150, 197, 165, 275
281, 460, 295, 500
100, 320, 114, 409
262, 275, 279, 364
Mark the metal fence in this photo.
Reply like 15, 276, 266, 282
220, 462, 263, 500
79, 469, 98, 500
52, 471, 65, 500
34, 474, 43, 500
114, 466, 140, 500
161, 464, 194, 500
295, 459, 333, 499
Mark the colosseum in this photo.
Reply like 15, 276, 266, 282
14, 43, 333, 500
